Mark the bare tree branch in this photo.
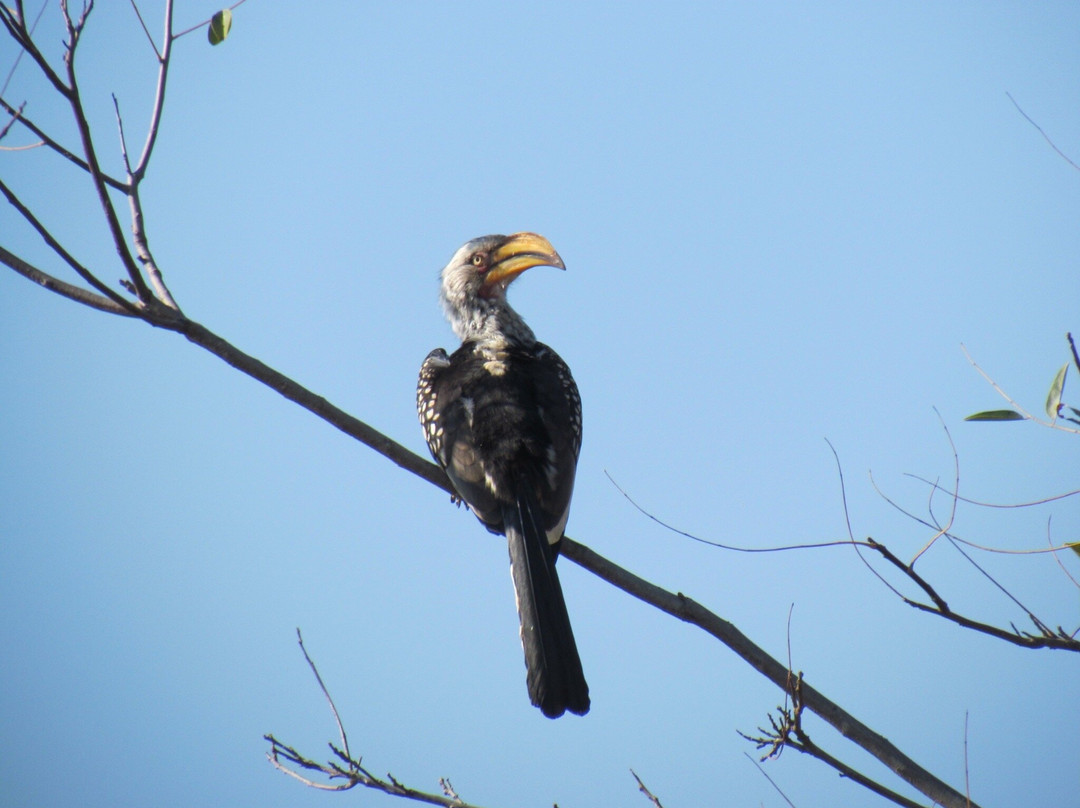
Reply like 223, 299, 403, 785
0, 96, 129, 190
0, 178, 140, 312
295, 628, 351, 763
742, 676, 930, 808
128, 0, 162, 60
265, 734, 485, 806
1007, 91, 1080, 172
903, 474, 1080, 513
266, 636, 486, 807
1, 1, 47, 98
132, 0, 172, 180
743, 752, 797, 808
0, 245, 135, 314
57, 1, 155, 304
610, 443, 1080, 654
630, 769, 666, 808
865, 538, 1078, 650
559, 539, 979, 808
0, 2, 69, 97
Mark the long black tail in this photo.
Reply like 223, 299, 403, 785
504, 487, 590, 718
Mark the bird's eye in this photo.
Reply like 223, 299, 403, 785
471, 252, 485, 267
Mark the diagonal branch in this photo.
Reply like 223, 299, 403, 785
0, 97, 129, 190
128, 0, 163, 60
0, 245, 135, 315
132, 0, 172, 180
112, 92, 181, 309
559, 539, 979, 808
0, 177, 140, 313
1007, 91, 1080, 172
56, 1, 154, 304
175, 318, 452, 492
0, 3, 70, 97
265, 735, 487, 807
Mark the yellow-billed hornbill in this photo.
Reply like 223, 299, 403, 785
417, 232, 589, 718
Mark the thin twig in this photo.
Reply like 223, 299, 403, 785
825, 440, 911, 601
605, 470, 859, 553
743, 753, 797, 808
783, 603, 795, 714
630, 770, 665, 808
1006, 92, 1080, 172
1047, 517, 1080, 592
112, 93, 132, 173
942, 534, 1050, 635
0, 99, 23, 141
904, 475, 1080, 511
0, 96, 129, 190
741, 677, 930, 808
0, 2, 69, 96
132, 0, 172, 180
266, 644, 488, 808
561, 539, 980, 808
295, 629, 350, 763
0, 245, 136, 315
0, 0, 46, 97
58, 0, 155, 304
128, 0, 162, 59
909, 410, 959, 566
0, 178, 140, 312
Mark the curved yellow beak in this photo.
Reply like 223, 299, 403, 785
482, 232, 565, 291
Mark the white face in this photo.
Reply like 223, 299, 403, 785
439, 236, 498, 337
440, 235, 504, 298
437, 235, 535, 345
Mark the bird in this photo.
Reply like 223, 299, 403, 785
417, 232, 589, 718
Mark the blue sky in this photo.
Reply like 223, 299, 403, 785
2, 3, 1078, 807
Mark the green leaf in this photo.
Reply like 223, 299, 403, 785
1067, 542, 1080, 560
964, 409, 1026, 422
208, 9, 232, 45
1045, 363, 1067, 419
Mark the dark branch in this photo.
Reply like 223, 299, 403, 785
0, 3, 70, 97
266, 637, 488, 807
865, 538, 1079, 651
559, 539, 979, 808
0, 177, 140, 313
0, 245, 136, 315
175, 319, 452, 492
741, 677, 930, 808
0, 97, 129, 191
57, 2, 154, 304
630, 770, 665, 808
